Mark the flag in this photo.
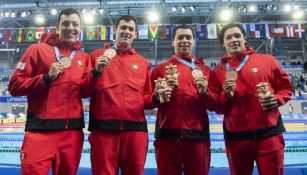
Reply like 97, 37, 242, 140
35, 27, 45, 40
107, 26, 114, 41
4, 28, 16, 42
250, 24, 266, 38
137, 25, 148, 40
294, 24, 305, 38
96, 26, 107, 40
268, 24, 287, 38
15, 28, 25, 42
286, 24, 295, 38
85, 26, 96, 40
217, 24, 226, 36
194, 24, 206, 40
207, 24, 217, 39
159, 25, 175, 40
45, 27, 57, 34
149, 25, 158, 39
25, 28, 36, 42
0, 29, 3, 42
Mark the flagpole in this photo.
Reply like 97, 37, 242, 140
154, 38, 158, 66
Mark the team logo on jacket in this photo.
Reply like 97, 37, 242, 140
251, 68, 258, 73
16, 62, 25, 70
77, 60, 82, 66
131, 64, 138, 70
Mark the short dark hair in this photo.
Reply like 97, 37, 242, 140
218, 23, 246, 45
172, 24, 195, 40
115, 15, 138, 33
57, 8, 81, 24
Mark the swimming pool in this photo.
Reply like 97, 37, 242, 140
0, 114, 306, 169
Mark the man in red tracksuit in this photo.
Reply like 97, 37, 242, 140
88, 15, 152, 175
212, 23, 292, 175
150, 24, 218, 175
8, 8, 102, 175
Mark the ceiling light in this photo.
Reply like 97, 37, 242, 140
181, 7, 185, 13
172, 7, 177, 12
190, 6, 195, 12
50, 9, 57, 16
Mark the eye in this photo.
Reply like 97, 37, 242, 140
177, 36, 184, 40
121, 26, 127, 30
72, 22, 80, 27
128, 27, 135, 32
61, 21, 70, 27
225, 35, 232, 40
186, 35, 192, 40
234, 33, 241, 38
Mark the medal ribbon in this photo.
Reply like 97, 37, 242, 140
226, 54, 249, 72
174, 55, 198, 70
53, 46, 77, 62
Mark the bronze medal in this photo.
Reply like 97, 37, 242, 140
60, 57, 71, 68
226, 71, 238, 80
104, 48, 116, 59
191, 69, 203, 79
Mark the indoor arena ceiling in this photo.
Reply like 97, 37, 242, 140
0, 0, 307, 27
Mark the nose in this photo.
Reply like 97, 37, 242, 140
181, 37, 189, 42
66, 23, 74, 30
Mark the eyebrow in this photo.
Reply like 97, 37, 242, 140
177, 34, 192, 37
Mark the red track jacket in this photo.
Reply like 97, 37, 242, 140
9, 33, 97, 130
212, 47, 292, 140
151, 55, 218, 140
88, 43, 153, 131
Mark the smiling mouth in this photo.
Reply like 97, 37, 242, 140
66, 33, 76, 38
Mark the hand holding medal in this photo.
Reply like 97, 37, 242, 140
191, 68, 208, 95
223, 71, 237, 98
48, 62, 64, 80
95, 48, 117, 72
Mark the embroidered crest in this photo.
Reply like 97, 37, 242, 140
77, 60, 82, 66
16, 62, 25, 70
251, 67, 258, 73
131, 64, 138, 70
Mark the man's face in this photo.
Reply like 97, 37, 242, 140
172, 28, 194, 57
223, 27, 247, 56
58, 13, 81, 44
114, 20, 137, 48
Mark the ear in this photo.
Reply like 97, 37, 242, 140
171, 40, 174, 47
244, 36, 247, 45
134, 31, 138, 39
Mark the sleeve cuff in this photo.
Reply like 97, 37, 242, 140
43, 74, 52, 86
92, 69, 102, 78
152, 94, 161, 105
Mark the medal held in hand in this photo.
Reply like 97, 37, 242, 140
191, 68, 203, 79
60, 56, 71, 68
226, 71, 238, 80
104, 48, 116, 59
